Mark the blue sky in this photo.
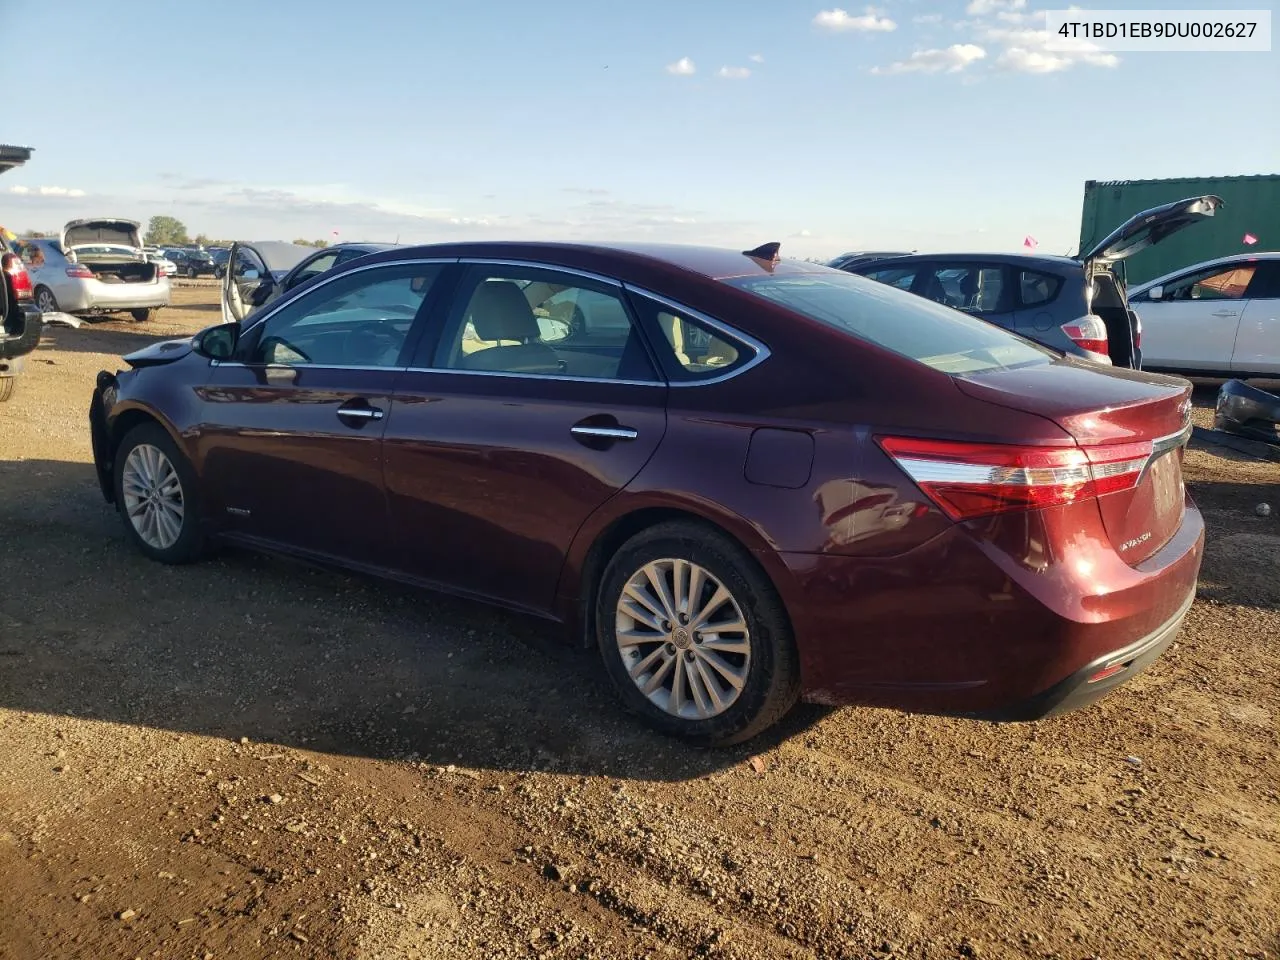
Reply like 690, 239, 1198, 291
2, 0, 1275, 256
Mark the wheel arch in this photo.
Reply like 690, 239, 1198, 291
558, 498, 798, 651
97, 403, 187, 503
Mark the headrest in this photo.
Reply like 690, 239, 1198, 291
469, 281, 540, 342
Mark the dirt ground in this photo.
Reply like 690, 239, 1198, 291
1, 286, 1277, 960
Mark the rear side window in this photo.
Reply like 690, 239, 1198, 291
1245, 261, 1280, 299
917, 264, 1006, 314
626, 292, 749, 382
724, 271, 1052, 375
1018, 270, 1062, 307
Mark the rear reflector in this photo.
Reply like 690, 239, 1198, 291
877, 435, 1153, 521
1087, 662, 1128, 684
2, 253, 34, 301
1061, 315, 1109, 358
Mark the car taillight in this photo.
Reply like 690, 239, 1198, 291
65, 264, 94, 279
156, 265, 168, 277
876, 436, 1152, 521
1061, 315, 1109, 359
2, 252, 34, 300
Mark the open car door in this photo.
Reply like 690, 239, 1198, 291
221, 242, 271, 324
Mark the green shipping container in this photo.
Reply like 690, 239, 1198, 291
1078, 174, 1280, 286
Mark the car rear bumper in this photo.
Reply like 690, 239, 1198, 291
62, 278, 171, 313
962, 587, 1194, 721
779, 496, 1205, 718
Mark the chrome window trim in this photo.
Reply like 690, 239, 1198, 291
210, 361, 411, 372
233, 257, 460, 338
621, 284, 771, 387
399, 366, 665, 388
457, 258, 624, 289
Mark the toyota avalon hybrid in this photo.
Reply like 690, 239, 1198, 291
88, 240, 1203, 745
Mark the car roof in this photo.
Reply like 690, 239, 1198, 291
1128, 251, 1280, 293
380, 240, 832, 282
843, 251, 1083, 272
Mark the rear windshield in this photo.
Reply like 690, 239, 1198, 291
724, 271, 1054, 375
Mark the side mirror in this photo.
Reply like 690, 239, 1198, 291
241, 268, 260, 281
1146, 284, 1163, 302
192, 322, 239, 360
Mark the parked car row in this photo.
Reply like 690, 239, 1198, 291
90, 237, 1205, 745
833, 196, 1278, 379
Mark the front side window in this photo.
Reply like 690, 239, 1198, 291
287, 251, 340, 290
1166, 263, 1256, 301
435, 268, 657, 381
862, 265, 917, 290
724, 271, 1052, 375
244, 263, 441, 368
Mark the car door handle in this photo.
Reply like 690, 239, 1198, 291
571, 424, 638, 441
1212, 309, 1240, 318
336, 401, 384, 424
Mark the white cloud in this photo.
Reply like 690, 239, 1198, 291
982, 24, 1119, 72
813, 7, 897, 32
912, 13, 943, 24
965, 0, 1026, 14
749, 53, 765, 63
665, 56, 696, 76
37, 186, 87, 197
871, 43, 986, 74
9, 185, 30, 195
717, 65, 751, 79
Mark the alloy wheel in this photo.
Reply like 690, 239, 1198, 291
614, 558, 752, 720
121, 443, 185, 550
35, 288, 57, 313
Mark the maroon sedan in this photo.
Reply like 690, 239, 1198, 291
89, 241, 1203, 745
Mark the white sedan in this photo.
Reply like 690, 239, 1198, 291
1129, 252, 1280, 377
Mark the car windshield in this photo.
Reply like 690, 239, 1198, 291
724, 271, 1054, 375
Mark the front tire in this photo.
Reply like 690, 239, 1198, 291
596, 521, 801, 746
0, 377, 14, 402
186, 266, 196, 279
130, 308, 157, 323
113, 422, 205, 564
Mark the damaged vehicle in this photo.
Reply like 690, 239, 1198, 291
1, 142, 43, 401
220, 240, 394, 324
1215, 379, 1280, 445
840, 195, 1223, 369
22, 218, 171, 322
89, 239, 1204, 745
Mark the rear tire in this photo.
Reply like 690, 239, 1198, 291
596, 521, 801, 746
131, 308, 157, 323
34, 286, 58, 314
186, 266, 196, 279
0, 378, 15, 402
112, 422, 206, 564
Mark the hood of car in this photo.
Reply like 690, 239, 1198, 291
62, 218, 143, 252
1080, 195, 1222, 265
122, 337, 194, 369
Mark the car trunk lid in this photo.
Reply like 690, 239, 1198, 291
1079, 195, 1222, 265
955, 360, 1193, 565
62, 218, 143, 253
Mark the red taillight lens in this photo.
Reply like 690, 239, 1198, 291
2, 253, 34, 300
65, 264, 94, 279
1061, 315, 1109, 359
877, 436, 1152, 521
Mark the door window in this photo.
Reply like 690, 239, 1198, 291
1244, 261, 1280, 299
286, 251, 340, 290
1165, 263, 1256, 301
861, 265, 917, 290
917, 264, 1006, 314
434, 268, 657, 381
242, 263, 442, 368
